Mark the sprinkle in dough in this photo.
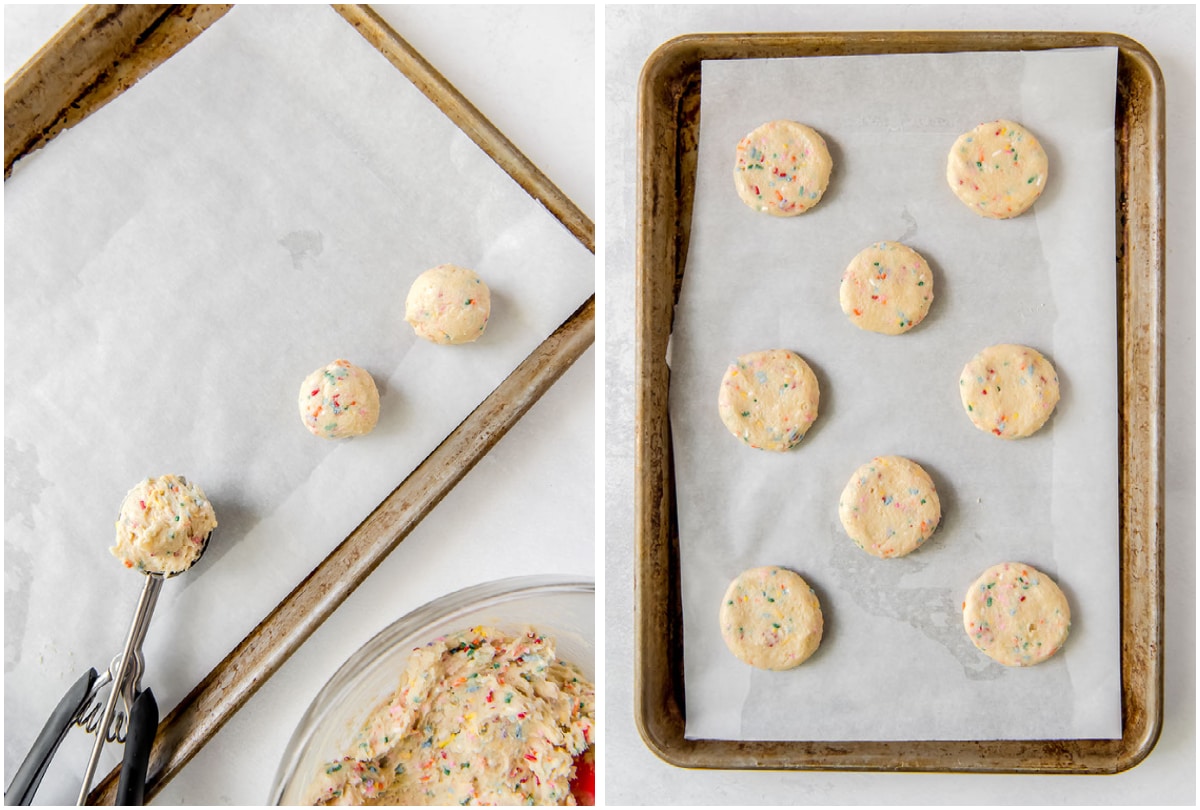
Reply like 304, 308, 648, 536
947, 119, 1048, 219
963, 562, 1071, 667
717, 349, 820, 452
734, 120, 833, 216
838, 456, 941, 559
959, 344, 1059, 439
839, 241, 935, 335
405, 264, 491, 345
720, 566, 823, 671
298, 359, 381, 439
111, 475, 217, 575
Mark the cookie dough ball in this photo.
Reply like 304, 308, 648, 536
839, 241, 935, 335
963, 562, 1070, 667
111, 474, 217, 575
720, 566, 823, 670
734, 120, 833, 216
718, 349, 820, 451
405, 264, 491, 344
959, 344, 1059, 439
298, 359, 380, 439
947, 119, 1048, 219
838, 456, 941, 559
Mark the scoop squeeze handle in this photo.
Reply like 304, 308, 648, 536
115, 688, 157, 806
4, 669, 99, 806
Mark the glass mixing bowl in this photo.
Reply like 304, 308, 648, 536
269, 575, 595, 805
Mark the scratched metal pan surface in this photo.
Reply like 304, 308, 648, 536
635, 30, 1163, 774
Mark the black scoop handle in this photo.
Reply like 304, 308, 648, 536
4, 668, 98, 806
115, 688, 158, 806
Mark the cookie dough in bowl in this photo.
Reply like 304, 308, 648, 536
405, 263, 491, 345
270, 577, 595, 807
298, 359, 381, 439
839, 241, 935, 335
947, 119, 1048, 219
110, 474, 217, 575
717, 349, 820, 452
958, 344, 1060, 439
962, 562, 1071, 667
719, 566, 823, 670
838, 456, 941, 559
733, 120, 833, 216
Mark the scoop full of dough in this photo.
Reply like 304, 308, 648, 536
111, 474, 217, 575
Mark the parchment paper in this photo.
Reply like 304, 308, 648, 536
3, 3, 592, 781
671, 48, 1120, 741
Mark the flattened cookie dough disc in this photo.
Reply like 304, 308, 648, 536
718, 349, 820, 451
838, 456, 941, 559
839, 241, 935, 335
405, 264, 491, 344
720, 566, 823, 670
959, 344, 1059, 439
963, 562, 1070, 667
947, 119, 1048, 219
734, 120, 833, 216
298, 359, 381, 439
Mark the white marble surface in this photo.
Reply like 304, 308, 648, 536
604, 4, 1195, 805
4, 5, 594, 806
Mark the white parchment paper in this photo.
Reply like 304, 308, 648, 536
671, 48, 1120, 741
4, 4, 592, 780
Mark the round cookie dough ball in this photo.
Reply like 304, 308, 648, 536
111, 474, 217, 575
298, 359, 380, 439
839, 241, 935, 335
720, 566, 823, 670
959, 344, 1059, 439
718, 349, 820, 452
405, 264, 491, 344
734, 120, 833, 217
963, 562, 1070, 667
838, 456, 941, 559
947, 119, 1048, 219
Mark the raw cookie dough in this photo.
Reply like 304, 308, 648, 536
719, 566, 823, 670
947, 119, 1049, 219
405, 264, 491, 344
298, 359, 381, 439
111, 474, 217, 575
959, 344, 1059, 439
307, 626, 595, 806
734, 120, 833, 216
717, 349, 820, 451
962, 562, 1071, 667
838, 456, 941, 559
839, 241, 935, 335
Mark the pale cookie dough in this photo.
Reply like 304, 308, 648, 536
734, 120, 833, 216
947, 119, 1049, 219
718, 349, 820, 452
720, 566, 823, 670
963, 562, 1071, 667
298, 359, 381, 439
307, 626, 594, 806
111, 474, 217, 575
959, 344, 1059, 439
839, 241, 935, 335
405, 264, 491, 344
838, 456, 941, 559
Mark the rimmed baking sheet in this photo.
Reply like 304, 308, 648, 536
635, 30, 1163, 774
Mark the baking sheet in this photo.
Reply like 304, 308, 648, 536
3, 3, 592, 788
670, 48, 1121, 742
